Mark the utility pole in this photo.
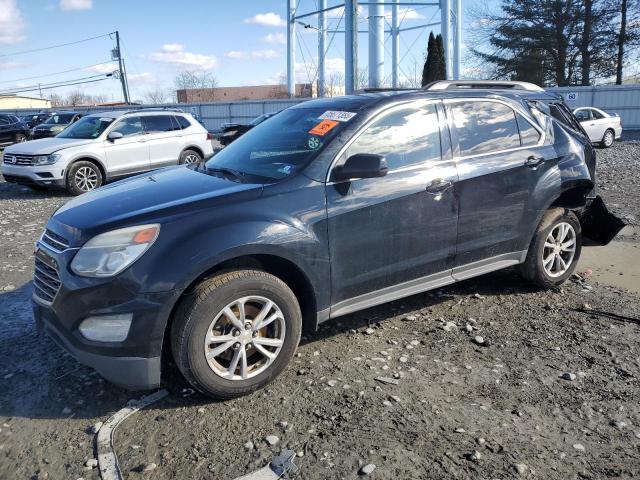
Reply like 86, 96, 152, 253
286, 0, 296, 97
345, 0, 358, 94
38, 83, 42, 98
114, 31, 130, 104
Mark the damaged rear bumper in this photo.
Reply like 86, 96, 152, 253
580, 195, 627, 245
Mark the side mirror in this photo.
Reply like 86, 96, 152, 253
332, 153, 388, 182
107, 131, 124, 142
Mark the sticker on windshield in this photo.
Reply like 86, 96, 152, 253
277, 164, 294, 174
309, 119, 338, 136
319, 110, 357, 122
307, 136, 321, 149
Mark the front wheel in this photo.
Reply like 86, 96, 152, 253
179, 149, 202, 165
171, 270, 302, 399
517, 208, 582, 289
600, 129, 615, 148
15, 133, 28, 143
66, 161, 103, 196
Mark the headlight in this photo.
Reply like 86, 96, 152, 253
71, 224, 160, 277
50, 125, 65, 132
222, 130, 237, 136
33, 154, 61, 165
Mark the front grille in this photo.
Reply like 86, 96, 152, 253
3, 154, 35, 166
41, 229, 70, 252
34, 257, 61, 303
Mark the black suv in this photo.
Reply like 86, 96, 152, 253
0, 114, 30, 147
31, 111, 84, 139
33, 81, 623, 399
20, 113, 50, 129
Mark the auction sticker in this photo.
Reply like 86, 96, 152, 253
319, 110, 357, 122
309, 119, 339, 136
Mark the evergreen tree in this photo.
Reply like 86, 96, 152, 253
421, 32, 446, 86
435, 34, 446, 80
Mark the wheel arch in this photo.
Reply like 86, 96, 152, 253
181, 145, 204, 159
66, 156, 107, 181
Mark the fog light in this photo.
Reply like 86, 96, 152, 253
78, 314, 133, 342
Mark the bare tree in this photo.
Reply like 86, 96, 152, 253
62, 90, 108, 106
143, 88, 171, 104
325, 72, 344, 97
174, 71, 219, 90
49, 93, 64, 107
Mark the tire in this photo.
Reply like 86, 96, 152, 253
600, 129, 615, 148
179, 149, 202, 165
517, 208, 582, 289
66, 160, 103, 196
27, 185, 49, 192
171, 270, 302, 399
14, 133, 27, 143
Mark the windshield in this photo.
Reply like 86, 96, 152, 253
249, 113, 270, 126
44, 113, 75, 125
205, 107, 353, 181
57, 116, 114, 139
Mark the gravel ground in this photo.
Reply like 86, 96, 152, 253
0, 139, 639, 480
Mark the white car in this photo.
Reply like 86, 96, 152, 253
1, 109, 213, 195
573, 107, 622, 148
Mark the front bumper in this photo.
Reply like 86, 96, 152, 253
2, 163, 66, 188
32, 240, 181, 390
31, 130, 56, 139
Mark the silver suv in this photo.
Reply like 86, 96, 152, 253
1, 109, 213, 195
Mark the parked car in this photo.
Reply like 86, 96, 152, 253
0, 114, 31, 147
20, 113, 51, 129
2, 109, 213, 195
219, 112, 278, 146
573, 107, 622, 148
30, 111, 84, 139
32, 81, 624, 398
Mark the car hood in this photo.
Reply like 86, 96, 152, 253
51, 165, 264, 240
4, 137, 94, 155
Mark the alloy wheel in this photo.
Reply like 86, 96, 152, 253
604, 130, 614, 147
542, 222, 577, 278
184, 154, 200, 164
203, 296, 286, 381
74, 166, 98, 192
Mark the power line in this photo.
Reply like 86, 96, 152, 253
0, 77, 111, 96
0, 74, 113, 96
0, 61, 116, 85
0, 32, 115, 58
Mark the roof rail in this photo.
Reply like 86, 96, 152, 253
362, 87, 419, 93
424, 80, 545, 92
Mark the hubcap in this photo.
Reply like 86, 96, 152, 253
184, 154, 199, 164
604, 131, 613, 146
203, 296, 285, 381
74, 166, 98, 191
542, 222, 577, 278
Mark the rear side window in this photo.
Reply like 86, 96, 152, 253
450, 101, 520, 156
175, 115, 191, 129
516, 114, 541, 147
346, 103, 441, 170
142, 115, 178, 133
591, 109, 605, 119
549, 103, 584, 133
575, 110, 591, 121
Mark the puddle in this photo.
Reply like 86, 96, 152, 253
579, 226, 640, 294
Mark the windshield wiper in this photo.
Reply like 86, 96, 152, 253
204, 166, 247, 183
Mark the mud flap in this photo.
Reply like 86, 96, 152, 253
580, 196, 627, 245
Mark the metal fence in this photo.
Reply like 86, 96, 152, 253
3, 84, 640, 130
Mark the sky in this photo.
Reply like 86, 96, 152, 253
0, 0, 483, 103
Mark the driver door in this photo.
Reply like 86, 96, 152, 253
325, 100, 458, 316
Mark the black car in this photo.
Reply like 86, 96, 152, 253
0, 114, 31, 147
20, 113, 50, 129
31, 111, 84, 139
32, 81, 624, 399
219, 112, 277, 146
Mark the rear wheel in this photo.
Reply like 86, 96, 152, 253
66, 161, 103, 196
600, 129, 615, 148
517, 208, 582, 289
179, 149, 202, 165
14, 133, 27, 143
171, 270, 302, 399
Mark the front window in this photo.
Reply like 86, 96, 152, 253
57, 116, 115, 139
44, 113, 75, 125
110, 116, 143, 137
205, 107, 352, 181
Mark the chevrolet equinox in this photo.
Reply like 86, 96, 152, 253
32, 81, 624, 399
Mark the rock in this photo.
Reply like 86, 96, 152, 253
297, 368, 307, 375
197, 407, 205, 414
3, 285, 15, 292
278, 421, 289, 430
561, 372, 577, 381
327, 380, 338, 387
573, 443, 585, 452
375, 376, 399, 386
382, 400, 393, 407
514, 463, 528, 475
473, 336, 485, 345
473, 293, 484, 299
244, 441, 254, 450
455, 427, 466, 433
142, 463, 157, 473
442, 321, 457, 332
399, 356, 408, 363
84, 459, 98, 469
265, 435, 280, 446
89, 422, 103, 434
465, 324, 474, 333
359, 463, 376, 475
364, 328, 375, 335
611, 420, 627, 429
476, 437, 486, 446
466, 450, 482, 462
403, 315, 417, 321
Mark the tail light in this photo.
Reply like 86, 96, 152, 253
206, 132, 213, 141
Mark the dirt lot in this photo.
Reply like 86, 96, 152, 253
0, 138, 639, 480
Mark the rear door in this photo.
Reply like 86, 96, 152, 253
325, 100, 459, 314
103, 115, 150, 176
142, 115, 183, 168
446, 98, 554, 275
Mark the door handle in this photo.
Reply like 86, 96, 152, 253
425, 178, 453, 194
138, 138, 147, 143
525, 155, 544, 168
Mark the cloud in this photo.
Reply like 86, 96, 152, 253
0, 61, 23, 70
224, 49, 281, 60
389, 7, 425, 20
149, 44, 218, 71
262, 32, 286, 45
59, 0, 92, 11
0, 0, 26, 44
84, 63, 117, 74
243, 12, 286, 27
128, 72, 155, 84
